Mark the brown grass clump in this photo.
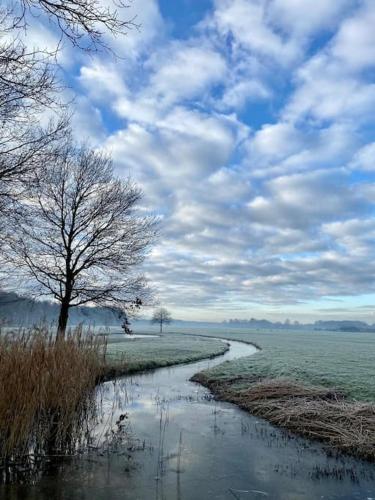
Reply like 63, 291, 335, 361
0, 326, 105, 474
193, 374, 375, 462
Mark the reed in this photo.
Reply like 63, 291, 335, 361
193, 374, 375, 461
0, 326, 105, 473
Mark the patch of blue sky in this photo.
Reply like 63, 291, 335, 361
158, 0, 213, 39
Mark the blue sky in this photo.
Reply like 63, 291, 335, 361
37, 0, 375, 322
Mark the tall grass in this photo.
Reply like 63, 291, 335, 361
193, 373, 375, 462
0, 326, 105, 480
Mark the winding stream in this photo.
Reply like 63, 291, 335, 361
3, 339, 375, 499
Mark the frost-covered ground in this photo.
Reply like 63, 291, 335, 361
105, 333, 228, 374
105, 326, 375, 400
165, 328, 375, 402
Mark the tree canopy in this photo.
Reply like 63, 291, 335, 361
8, 141, 156, 337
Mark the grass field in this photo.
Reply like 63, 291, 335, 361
104, 334, 228, 376
162, 328, 375, 402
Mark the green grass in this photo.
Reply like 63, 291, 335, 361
104, 334, 228, 375
169, 328, 375, 402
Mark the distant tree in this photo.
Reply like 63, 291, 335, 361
151, 308, 172, 333
9, 140, 156, 340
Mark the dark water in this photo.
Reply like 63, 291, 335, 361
2, 340, 375, 500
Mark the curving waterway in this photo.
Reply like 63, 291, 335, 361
3, 339, 375, 499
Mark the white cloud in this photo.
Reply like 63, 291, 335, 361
78, 41, 227, 125
269, 0, 354, 37
148, 44, 226, 106
220, 79, 270, 109
332, 1, 375, 71
284, 53, 375, 122
283, 2, 375, 124
105, 107, 238, 208
323, 219, 375, 258
350, 143, 375, 172
250, 122, 304, 161
246, 121, 359, 178
212, 0, 300, 64
64, 0, 375, 315
104, 0, 165, 58
79, 61, 128, 100
248, 169, 367, 229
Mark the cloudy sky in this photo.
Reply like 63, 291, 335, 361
47, 0, 375, 322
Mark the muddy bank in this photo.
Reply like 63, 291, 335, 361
192, 372, 375, 462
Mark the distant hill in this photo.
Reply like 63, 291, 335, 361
313, 320, 375, 332
223, 318, 375, 332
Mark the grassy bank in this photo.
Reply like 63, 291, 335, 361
104, 334, 228, 378
192, 371, 375, 462
174, 328, 375, 461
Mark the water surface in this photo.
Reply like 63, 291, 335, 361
3, 339, 375, 500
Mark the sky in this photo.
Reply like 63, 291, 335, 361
35, 0, 375, 323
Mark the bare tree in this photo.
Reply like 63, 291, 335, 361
151, 308, 172, 334
0, 0, 137, 220
0, 19, 68, 225
9, 0, 138, 52
0, 116, 69, 217
9, 141, 156, 339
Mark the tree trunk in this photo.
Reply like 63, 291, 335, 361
160, 321, 162, 334
56, 300, 70, 341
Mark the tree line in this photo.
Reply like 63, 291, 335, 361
0, 0, 156, 340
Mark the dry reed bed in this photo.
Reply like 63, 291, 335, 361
0, 330, 227, 473
192, 374, 375, 461
0, 328, 105, 468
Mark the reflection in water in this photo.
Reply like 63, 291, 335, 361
1, 340, 375, 500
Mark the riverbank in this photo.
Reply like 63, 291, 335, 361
102, 334, 229, 379
184, 327, 375, 462
107, 330, 375, 462
192, 370, 375, 462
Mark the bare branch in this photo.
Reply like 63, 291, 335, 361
9, 0, 139, 53
8, 139, 157, 338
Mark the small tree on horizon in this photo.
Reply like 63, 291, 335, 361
151, 307, 172, 333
